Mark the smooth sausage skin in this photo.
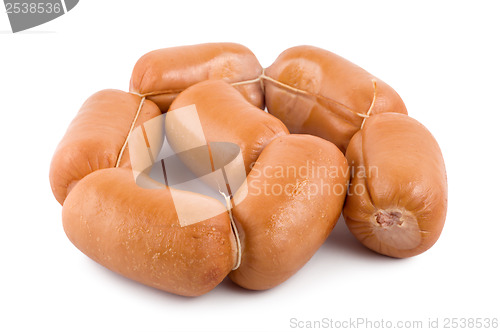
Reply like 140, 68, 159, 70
62, 168, 236, 297
229, 134, 349, 290
343, 113, 447, 258
130, 43, 264, 112
168, 80, 289, 174
265, 46, 407, 153
49, 90, 161, 205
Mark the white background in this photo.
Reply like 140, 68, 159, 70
1, 1, 499, 331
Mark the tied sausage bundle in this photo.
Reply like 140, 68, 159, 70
50, 43, 447, 296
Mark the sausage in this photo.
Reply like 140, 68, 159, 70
61, 134, 347, 295
264, 45, 408, 153
343, 113, 447, 258
168, 80, 289, 174
49, 89, 161, 205
62, 168, 237, 297
129, 43, 264, 112
53, 43, 447, 297
229, 134, 349, 290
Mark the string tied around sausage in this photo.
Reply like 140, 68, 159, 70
130, 71, 378, 128
361, 79, 378, 129
219, 190, 242, 270
253, 71, 378, 126
115, 96, 146, 168
118, 74, 378, 174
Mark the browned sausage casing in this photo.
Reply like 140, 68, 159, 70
49, 90, 161, 205
264, 45, 408, 153
130, 43, 264, 112
230, 134, 349, 290
62, 168, 236, 297
168, 80, 289, 174
343, 113, 447, 258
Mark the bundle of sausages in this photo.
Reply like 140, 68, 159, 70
50, 43, 447, 296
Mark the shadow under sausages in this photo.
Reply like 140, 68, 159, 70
83, 256, 265, 300
83, 258, 203, 302
323, 214, 400, 262
82, 215, 404, 299
217, 277, 263, 295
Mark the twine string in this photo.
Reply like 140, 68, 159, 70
360, 79, 378, 129
131, 71, 376, 122
219, 190, 242, 271
115, 96, 146, 167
